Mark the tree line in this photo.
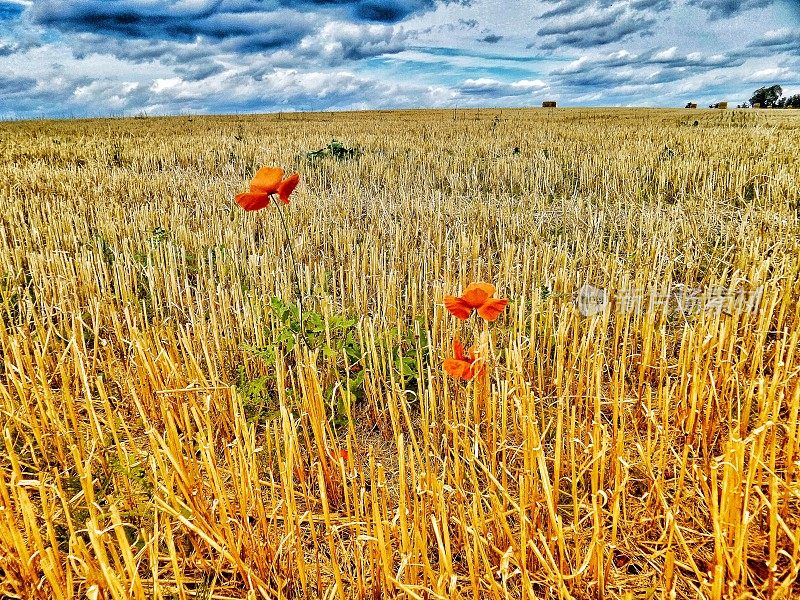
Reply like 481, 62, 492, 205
747, 85, 800, 109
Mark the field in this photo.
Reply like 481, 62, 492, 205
1, 108, 799, 599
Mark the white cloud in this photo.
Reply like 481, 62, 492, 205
460, 77, 548, 97
298, 22, 408, 63
151, 77, 183, 93
744, 66, 798, 82
652, 46, 678, 61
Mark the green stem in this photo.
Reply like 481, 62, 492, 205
272, 196, 306, 346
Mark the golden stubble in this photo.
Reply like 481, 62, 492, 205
0, 108, 799, 599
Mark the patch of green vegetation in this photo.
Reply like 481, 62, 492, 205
235, 365, 282, 424
241, 296, 365, 427
306, 139, 361, 161
384, 320, 430, 396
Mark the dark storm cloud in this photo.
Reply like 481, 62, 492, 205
687, 0, 769, 20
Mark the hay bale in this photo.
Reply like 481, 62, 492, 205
716, 101, 728, 109
752, 102, 761, 109
542, 101, 557, 108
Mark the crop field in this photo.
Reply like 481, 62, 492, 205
1, 108, 800, 599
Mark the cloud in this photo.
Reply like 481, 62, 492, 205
24, 1, 424, 69
546, 45, 748, 103
0, 0, 798, 118
553, 47, 743, 75
687, 0, 769, 20
539, 0, 672, 19
459, 77, 547, 97
0, 71, 36, 95
31, 2, 314, 55
743, 66, 798, 83
173, 60, 227, 81
536, 3, 658, 48
0, 1, 25, 22
540, 0, 589, 19
630, 0, 671, 11
479, 34, 502, 43
28, 0, 443, 43
70, 34, 216, 64
746, 28, 800, 55
298, 22, 408, 63
0, 39, 20, 55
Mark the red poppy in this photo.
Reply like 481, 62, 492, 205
235, 167, 300, 210
328, 447, 349, 461
443, 338, 483, 381
444, 282, 508, 322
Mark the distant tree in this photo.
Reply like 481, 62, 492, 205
786, 94, 800, 108
750, 85, 783, 108
775, 96, 786, 109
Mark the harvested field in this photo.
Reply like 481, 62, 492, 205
1, 108, 800, 599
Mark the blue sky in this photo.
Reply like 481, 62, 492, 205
0, 0, 798, 119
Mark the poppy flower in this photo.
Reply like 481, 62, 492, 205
444, 282, 508, 322
235, 167, 300, 211
328, 447, 349, 461
443, 338, 483, 381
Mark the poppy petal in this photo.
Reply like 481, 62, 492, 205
444, 296, 472, 320
444, 358, 473, 380
250, 167, 284, 194
277, 172, 300, 204
452, 337, 466, 360
461, 282, 495, 308
477, 298, 509, 322
463, 364, 476, 381
235, 191, 271, 211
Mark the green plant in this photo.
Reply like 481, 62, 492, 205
242, 296, 365, 426
235, 365, 281, 424
306, 139, 361, 161
385, 319, 430, 394
150, 226, 168, 243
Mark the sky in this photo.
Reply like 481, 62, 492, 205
0, 0, 798, 119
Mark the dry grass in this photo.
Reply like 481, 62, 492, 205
1, 107, 799, 599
